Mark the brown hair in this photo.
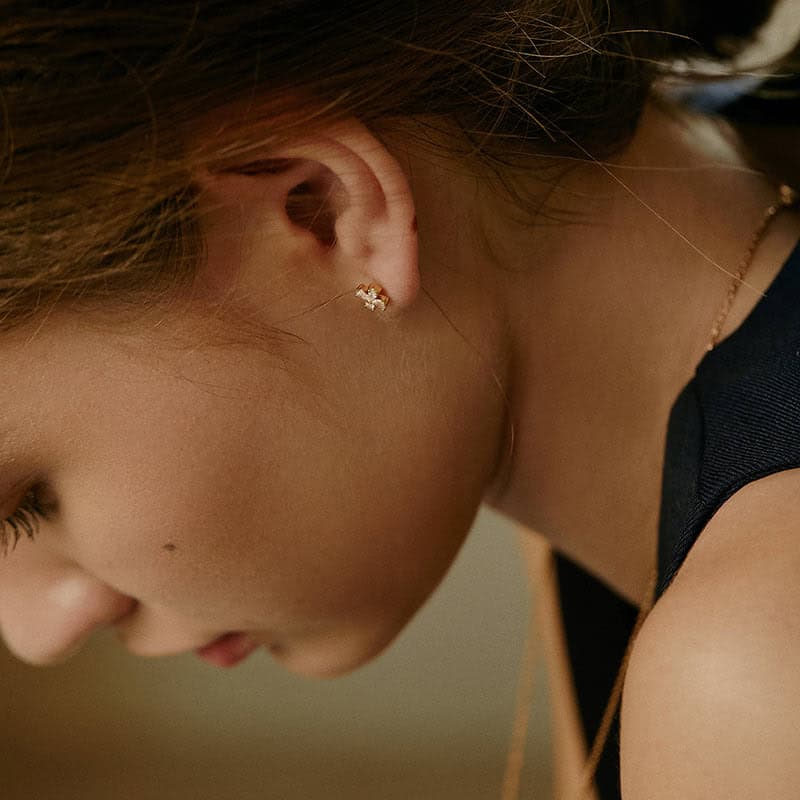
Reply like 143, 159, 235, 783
2, 0, 709, 335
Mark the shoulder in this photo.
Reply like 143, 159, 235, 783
620, 468, 800, 799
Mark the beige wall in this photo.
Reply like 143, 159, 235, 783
0, 506, 553, 800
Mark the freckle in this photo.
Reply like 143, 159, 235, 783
410, 214, 417, 233
163, 543, 178, 552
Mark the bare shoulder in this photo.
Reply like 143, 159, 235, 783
620, 468, 800, 800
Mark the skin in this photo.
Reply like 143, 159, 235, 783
619, 466, 800, 799
0, 99, 798, 680
0, 118, 511, 678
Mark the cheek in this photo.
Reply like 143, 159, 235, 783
63, 341, 495, 651
57, 388, 272, 614
85, 418, 468, 640
241, 403, 486, 633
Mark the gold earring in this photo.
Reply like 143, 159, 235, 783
355, 283, 389, 312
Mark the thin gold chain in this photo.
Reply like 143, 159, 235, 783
501, 183, 798, 800
572, 568, 656, 799
572, 185, 797, 799
501, 571, 542, 800
707, 184, 798, 351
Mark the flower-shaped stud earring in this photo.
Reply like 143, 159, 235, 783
355, 283, 389, 312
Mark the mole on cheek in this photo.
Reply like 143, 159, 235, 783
162, 543, 178, 553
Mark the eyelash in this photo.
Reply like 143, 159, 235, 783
0, 484, 51, 557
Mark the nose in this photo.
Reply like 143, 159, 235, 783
0, 558, 136, 666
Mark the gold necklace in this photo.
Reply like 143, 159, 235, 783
501, 182, 799, 800
706, 184, 799, 351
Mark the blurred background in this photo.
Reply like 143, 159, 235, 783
0, 507, 553, 800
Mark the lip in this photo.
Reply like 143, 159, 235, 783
195, 632, 259, 667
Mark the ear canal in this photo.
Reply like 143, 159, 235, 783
206, 157, 343, 249
284, 165, 343, 249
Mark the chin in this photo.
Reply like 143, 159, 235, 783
269, 626, 401, 680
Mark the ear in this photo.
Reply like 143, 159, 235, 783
195, 118, 419, 314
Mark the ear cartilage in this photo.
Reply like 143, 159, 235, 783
355, 283, 389, 312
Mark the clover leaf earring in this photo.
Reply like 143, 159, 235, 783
355, 283, 389, 312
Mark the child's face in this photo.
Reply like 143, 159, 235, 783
0, 256, 508, 678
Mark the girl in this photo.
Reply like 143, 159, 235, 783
0, 2, 798, 797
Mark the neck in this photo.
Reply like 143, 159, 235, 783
481, 100, 798, 604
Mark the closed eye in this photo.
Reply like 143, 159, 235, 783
0, 484, 52, 557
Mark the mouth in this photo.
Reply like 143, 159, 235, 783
195, 631, 260, 668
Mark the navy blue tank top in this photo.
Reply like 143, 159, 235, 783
657, 236, 800, 597
555, 236, 800, 800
